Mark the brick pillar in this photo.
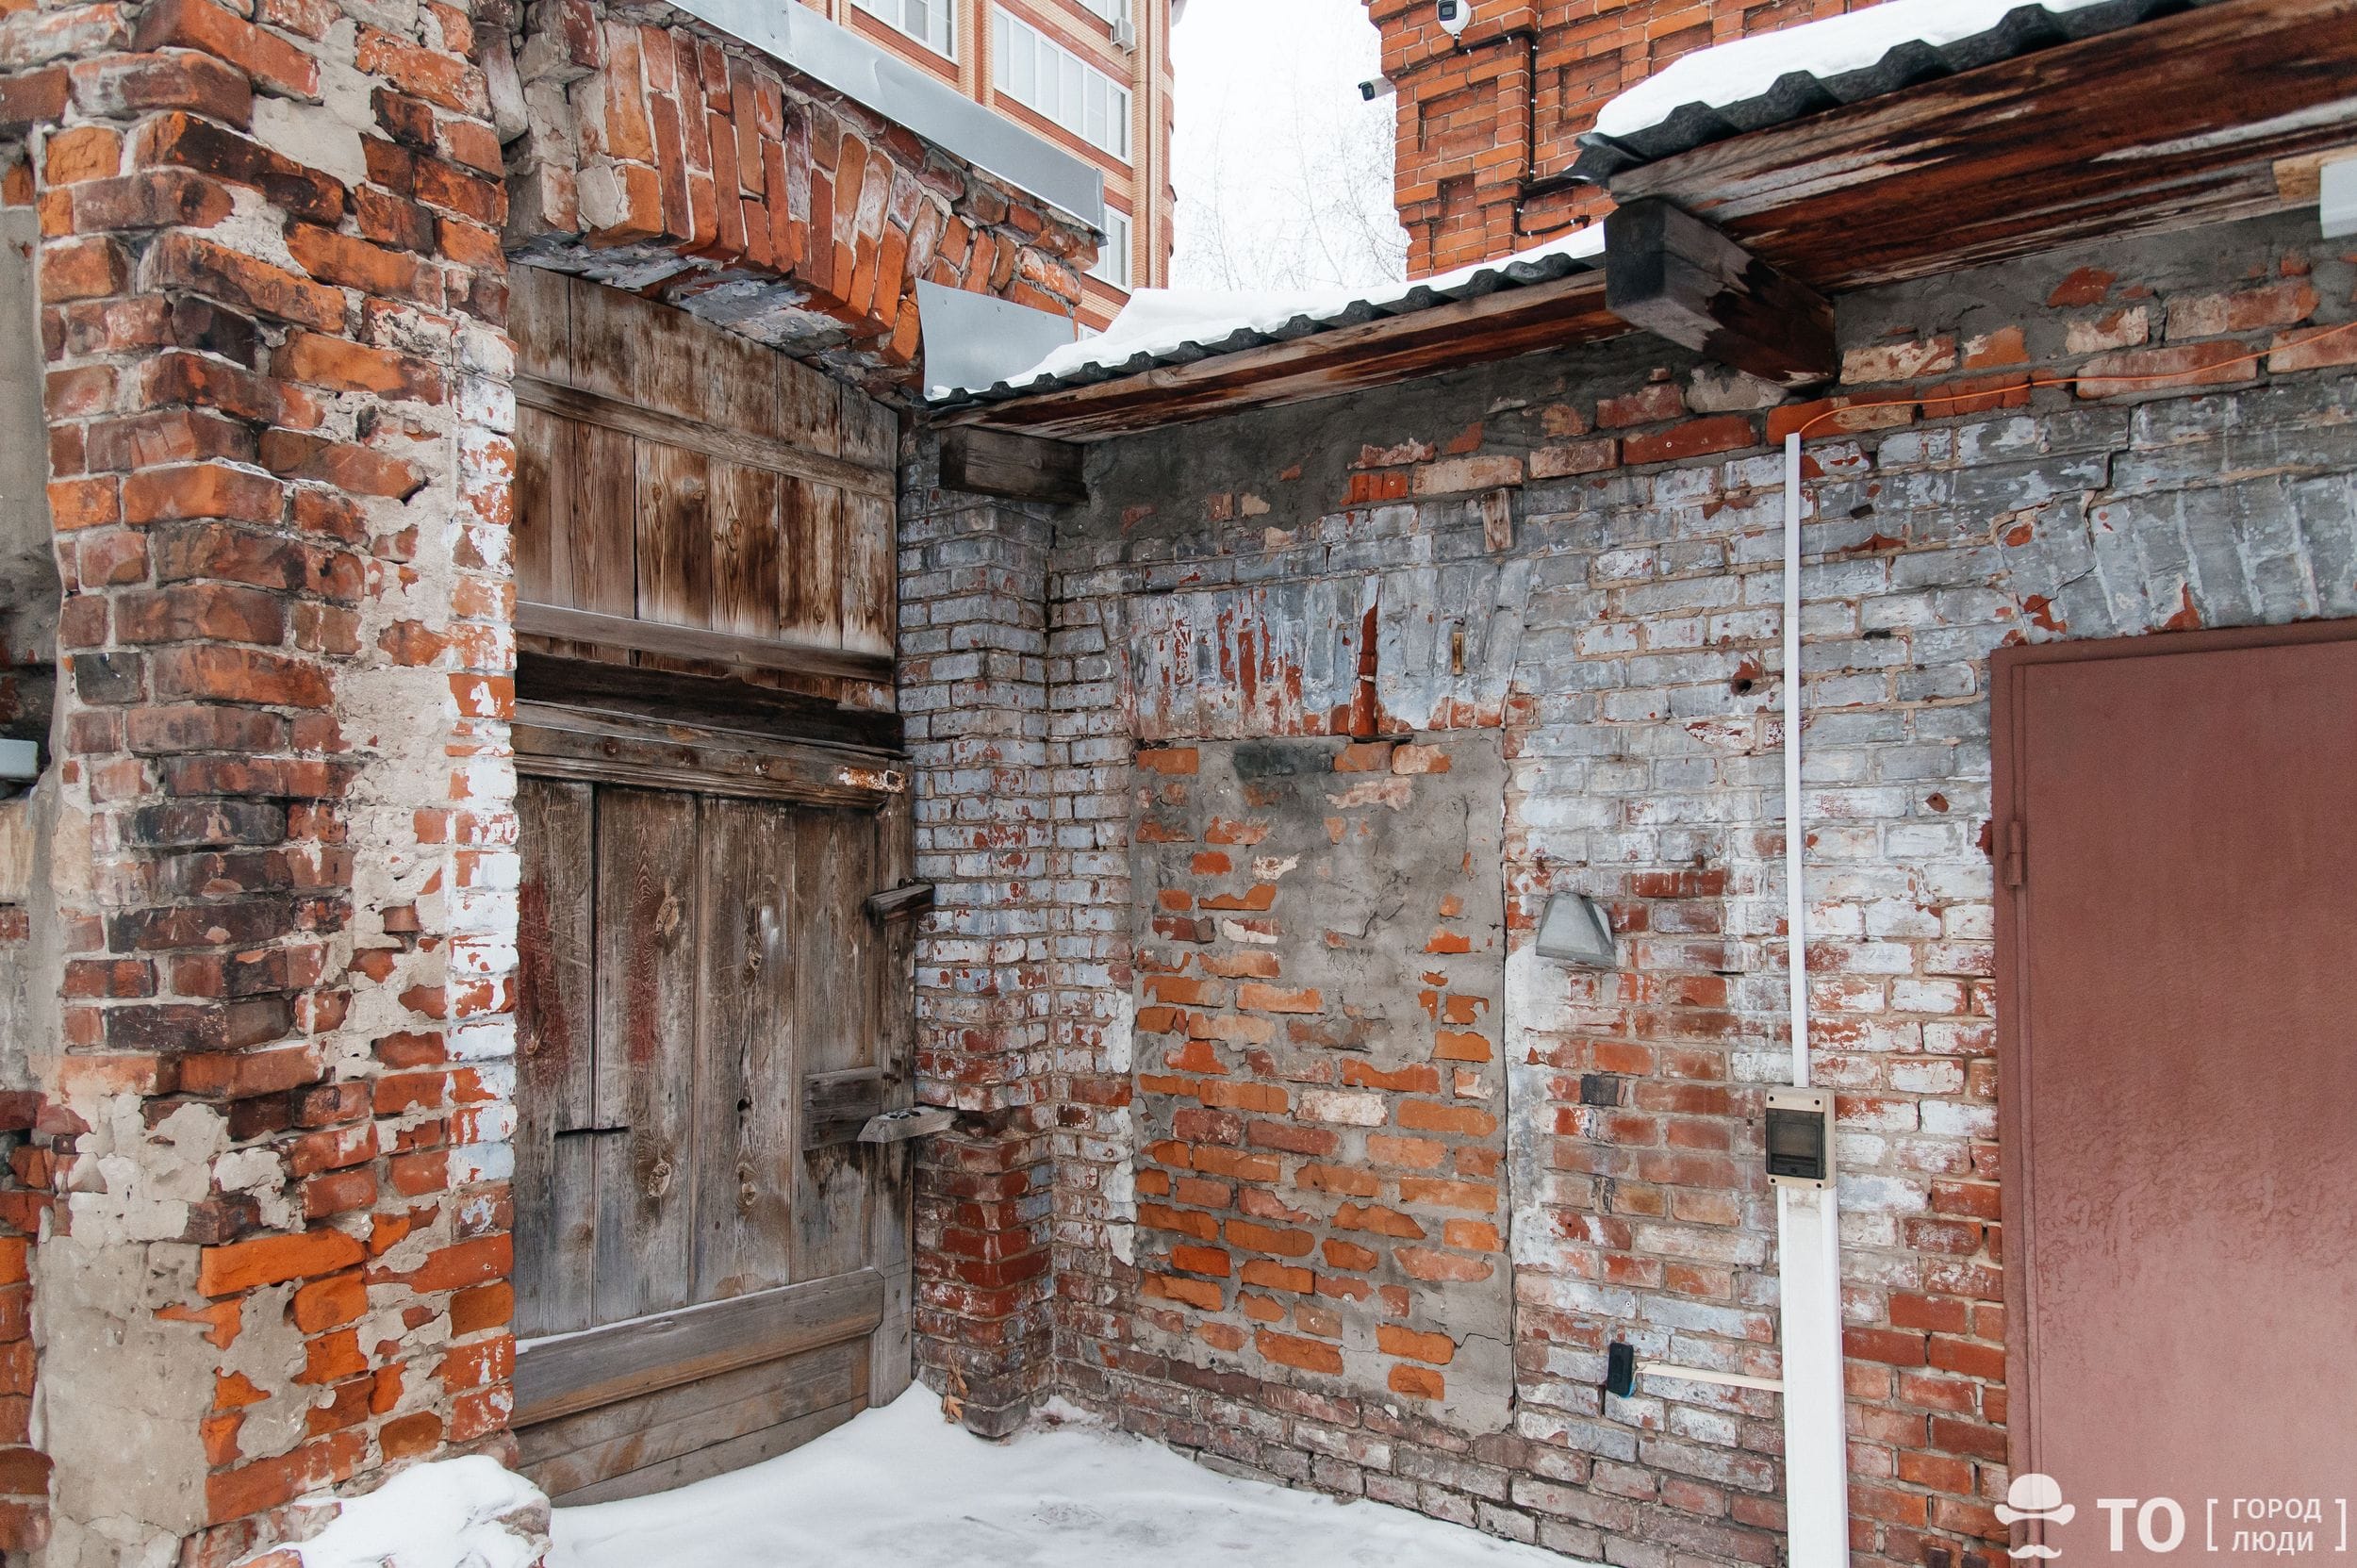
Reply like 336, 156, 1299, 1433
898, 437, 1057, 1438
6, 0, 519, 1555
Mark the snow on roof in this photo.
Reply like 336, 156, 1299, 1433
1576, 0, 2226, 176
928, 226, 1606, 405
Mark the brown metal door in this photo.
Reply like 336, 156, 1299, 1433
1996, 623, 2357, 1559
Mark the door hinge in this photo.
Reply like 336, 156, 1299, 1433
2002, 820, 2027, 889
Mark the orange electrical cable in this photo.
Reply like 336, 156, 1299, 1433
1792, 316, 2357, 439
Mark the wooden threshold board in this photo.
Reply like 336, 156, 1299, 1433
513, 1267, 886, 1428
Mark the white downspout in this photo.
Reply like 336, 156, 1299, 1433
1779, 431, 1852, 1566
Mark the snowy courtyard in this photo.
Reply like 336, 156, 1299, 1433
548, 1389, 1578, 1568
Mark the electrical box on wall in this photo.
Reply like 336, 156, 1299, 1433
1764, 1087, 1834, 1189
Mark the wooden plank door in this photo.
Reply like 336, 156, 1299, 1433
510, 768, 915, 1504
1995, 623, 2357, 1560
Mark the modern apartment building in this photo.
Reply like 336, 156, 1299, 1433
800, 0, 1177, 325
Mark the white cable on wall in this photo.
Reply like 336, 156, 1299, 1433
1778, 431, 1852, 1567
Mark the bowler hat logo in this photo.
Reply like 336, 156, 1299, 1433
1999, 1474, 2075, 1560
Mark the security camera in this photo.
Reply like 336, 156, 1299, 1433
1436, 0, 1471, 36
1358, 75, 1395, 102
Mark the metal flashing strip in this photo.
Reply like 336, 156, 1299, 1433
917, 281, 1080, 402
663, 0, 1107, 231
1571, 0, 2231, 181
928, 238, 1607, 411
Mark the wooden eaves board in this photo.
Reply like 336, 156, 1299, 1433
1611, 0, 2357, 291
945, 0, 2357, 442
934, 269, 1626, 442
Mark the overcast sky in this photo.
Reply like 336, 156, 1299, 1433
1166, 0, 1409, 294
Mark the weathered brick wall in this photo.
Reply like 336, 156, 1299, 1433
895, 460, 1063, 1436
1366, 0, 1877, 275
499, 0, 1098, 386
2, 0, 522, 1552
979, 208, 2357, 1565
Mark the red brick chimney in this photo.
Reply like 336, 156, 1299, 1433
1365, 0, 1879, 276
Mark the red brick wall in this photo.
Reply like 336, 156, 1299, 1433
1366, 0, 1877, 275
503, 0, 1099, 384
4, 0, 521, 1550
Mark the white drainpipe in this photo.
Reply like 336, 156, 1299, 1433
1778, 430, 1852, 1565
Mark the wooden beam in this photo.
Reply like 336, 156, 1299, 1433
1604, 198, 1835, 389
513, 1269, 884, 1428
515, 652, 903, 753
1605, 0, 2357, 292
514, 706, 906, 809
939, 426, 1087, 504
514, 375, 894, 500
802, 1069, 890, 1148
516, 602, 891, 684
938, 267, 1625, 441
863, 881, 936, 926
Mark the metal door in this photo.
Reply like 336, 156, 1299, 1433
1995, 623, 2357, 1559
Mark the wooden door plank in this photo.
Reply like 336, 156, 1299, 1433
519, 1339, 863, 1496
513, 604, 891, 685
839, 385, 897, 470
513, 378, 890, 500
569, 420, 637, 621
839, 490, 895, 661
780, 356, 843, 457
517, 1337, 861, 1469
512, 1265, 884, 1426
591, 786, 701, 1326
790, 809, 875, 1283
635, 441, 715, 633
507, 263, 570, 381
866, 793, 917, 1403
512, 404, 572, 610
709, 462, 783, 640
692, 798, 799, 1302
546, 1397, 865, 1507
781, 479, 844, 650
515, 777, 598, 1338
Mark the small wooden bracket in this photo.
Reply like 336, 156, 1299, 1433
857, 1107, 956, 1144
940, 426, 1088, 506
864, 881, 936, 926
802, 1068, 889, 1148
1603, 197, 1837, 390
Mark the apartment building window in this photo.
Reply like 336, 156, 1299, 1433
1089, 209, 1132, 289
991, 8, 1131, 160
852, 0, 954, 58
1076, 0, 1130, 28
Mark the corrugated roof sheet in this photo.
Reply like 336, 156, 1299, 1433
1572, 0, 2227, 181
925, 232, 1606, 412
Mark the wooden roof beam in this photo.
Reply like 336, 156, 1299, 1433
1603, 197, 1836, 390
939, 426, 1089, 505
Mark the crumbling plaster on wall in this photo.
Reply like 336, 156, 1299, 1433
961, 206, 2357, 1564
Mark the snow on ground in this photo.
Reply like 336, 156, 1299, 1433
1593, 0, 2117, 138
937, 228, 1605, 401
551, 1387, 1584, 1568
289, 1455, 547, 1568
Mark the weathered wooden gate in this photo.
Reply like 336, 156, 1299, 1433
504, 268, 918, 1504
